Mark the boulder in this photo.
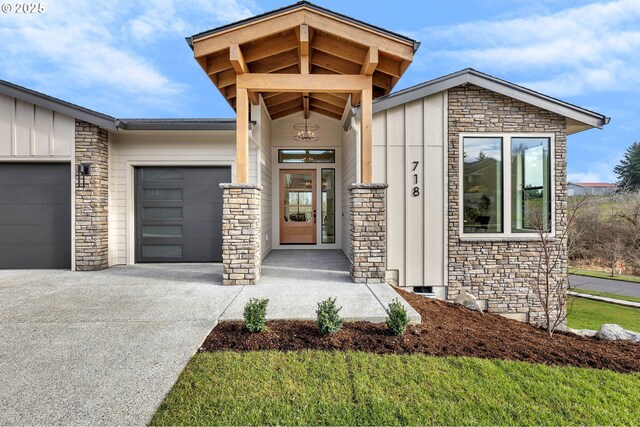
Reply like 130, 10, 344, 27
556, 324, 597, 337
595, 324, 640, 343
454, 290, 482, 314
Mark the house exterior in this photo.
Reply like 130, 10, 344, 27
0, 2, 609, 323
568, 182, 617, 196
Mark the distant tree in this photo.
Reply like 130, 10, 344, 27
614, 141, 640, 191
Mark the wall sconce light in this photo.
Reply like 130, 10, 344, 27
77, 163, 92, 188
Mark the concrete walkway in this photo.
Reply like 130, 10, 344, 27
568, 291, 640, 308
0, 252, 419, 425
220, 250, 421, 323
569, 274, 640, 298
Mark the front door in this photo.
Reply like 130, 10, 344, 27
280, 169, 316, 244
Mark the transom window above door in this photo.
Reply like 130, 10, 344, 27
278, 149, 335, 163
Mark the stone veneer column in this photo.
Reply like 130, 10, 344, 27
220, 183, 261, 285
349, 183, 388, 283
75, 120, 109, 271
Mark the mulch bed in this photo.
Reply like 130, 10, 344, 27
200, 289, 640, 373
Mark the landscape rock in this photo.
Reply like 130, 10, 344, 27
595, 324, 640, 343
556, 324, 597, 337
454, 290, 483, 313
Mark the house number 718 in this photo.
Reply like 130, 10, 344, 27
411, 161, 420, 197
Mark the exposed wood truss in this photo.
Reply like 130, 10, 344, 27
191, 6, 413, 122
190, 4, 416, 183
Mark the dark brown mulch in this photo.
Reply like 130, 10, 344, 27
200, 289, 640, 373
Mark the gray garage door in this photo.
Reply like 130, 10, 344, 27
0, 163, 71, 269
135, 167, 230, 263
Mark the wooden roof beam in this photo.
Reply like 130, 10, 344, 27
271, 105, 304, 120
237, 73, 372, 93
250, 50, 299, 73
206, 49, 232, 75
311, 99, 344, 115
265, 92, 302, 108
310, 92, 347, 109
242, 31, 298, 63
269, 98, 303, 115
230, 44, 248, 74
360, 46, 378, 75
309, 105, 342, 120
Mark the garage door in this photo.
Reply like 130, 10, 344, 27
135, 167, 230, 263
0, 163, 71, 269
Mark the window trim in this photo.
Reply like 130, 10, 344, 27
458, 133, 555, 240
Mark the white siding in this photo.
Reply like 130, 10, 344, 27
108, 130, 238, 266
341, 123, 357, 258
0, 93, 74, 159
256, 98, 273, 259
372, 92, 447, 289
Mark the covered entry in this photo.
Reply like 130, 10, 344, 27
135, 166, 230, 263
0, 163, 71, 269
187, 1, 417, 284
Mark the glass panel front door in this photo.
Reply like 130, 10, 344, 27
280, 170, 316, 244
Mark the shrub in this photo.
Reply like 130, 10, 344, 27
243, 298, 269, 333
316, 297, 343, 334
386, 298, 409, 336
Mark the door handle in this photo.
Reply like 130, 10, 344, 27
313, 210, 316, 223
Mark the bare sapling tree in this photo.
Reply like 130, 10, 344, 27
529, 195, 590, 337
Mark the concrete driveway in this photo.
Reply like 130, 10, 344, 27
0, 264, 242, 425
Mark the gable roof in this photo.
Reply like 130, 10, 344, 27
187, 1, 420, 52
0, 79, 117, 131
373, 68, 610, 133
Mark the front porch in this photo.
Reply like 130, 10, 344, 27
187, 2, 417, 287
218, 249, 421, 323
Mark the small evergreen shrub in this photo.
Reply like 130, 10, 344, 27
243, 298, 269, 333
316, 297, 343, 334
386, 298, 409, 336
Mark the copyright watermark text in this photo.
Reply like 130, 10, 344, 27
1, 3, 46, 13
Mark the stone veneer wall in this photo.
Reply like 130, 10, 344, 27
447, 85, 568, 324
75, 120, 109, 271
221, 183, 261, 285
349, 183, 387, 283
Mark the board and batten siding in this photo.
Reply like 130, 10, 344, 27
372, 93, 447, 294
254, 98, 273, 259
341, 124, 358, 258
108, 131, 239, 266
0, 94, 74, 159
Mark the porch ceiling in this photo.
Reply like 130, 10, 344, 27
188, 1, 417, 121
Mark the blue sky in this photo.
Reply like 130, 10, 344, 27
1, 0, 638, 183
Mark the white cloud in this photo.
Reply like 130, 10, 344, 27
0, 0, 259, 114
411, 0, 640, 97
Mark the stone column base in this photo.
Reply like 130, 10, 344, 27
349, 183, 388, 283
220, 183, 262, 285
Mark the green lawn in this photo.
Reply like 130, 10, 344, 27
573, 288, 640, 303
570, 267, 640, 284
568, 297, 640, 332
151, 351, 640, 426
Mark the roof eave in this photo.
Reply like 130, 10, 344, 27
188, 1, 418, 49
115, 119, 236, 131
372, 68, 609, 131
0, 80, 117, 131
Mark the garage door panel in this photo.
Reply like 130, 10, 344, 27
182, 239, 221, 262
0, 184, 70, 205
0, 163, 71, 269
0, 224, 71, 245
182, 221, 221, 240
0, 164, 70, 185
182, 186, 224, 203
135, 166, 228, 263
0, 204, 71, 225
0, 244, 70, 269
